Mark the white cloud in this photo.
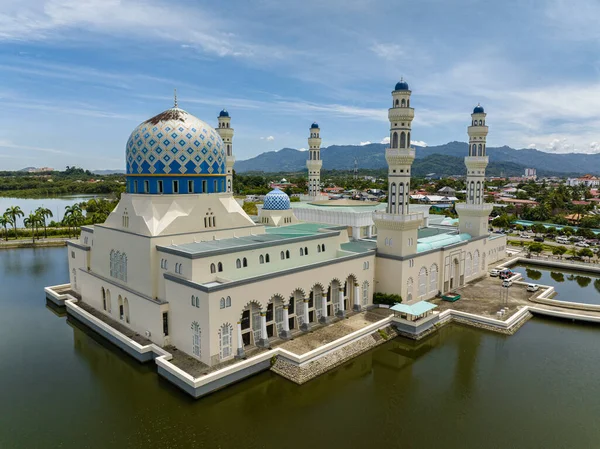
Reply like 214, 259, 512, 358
380, 136, 390, 144
370, 43, 404, 61
412, 140, 428, 147
359, 141, 372, 146
298, 148, 308, 151
260, 136, 275, 141
527, 143, 537, 149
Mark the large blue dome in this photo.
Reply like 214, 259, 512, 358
395, 80, 409, 91
219, 109, 229, 117
473, 104, 485, 114
126, 108, 225, 176
310, 122, 319, 129
263, 188, 290, 210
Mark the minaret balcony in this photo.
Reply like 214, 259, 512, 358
388, 108, 414, 121
307, 160, 323, 170
464, 156, 489, 169
372, 211, 423, 230
468, 125, 488, 135
386, 147, 415, 165
308, 137, 321, 146
217, 128, 234, 138
226, 155, 236, 167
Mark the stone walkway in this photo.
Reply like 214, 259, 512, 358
279, 308, 393, 355
77, 301, 152, 345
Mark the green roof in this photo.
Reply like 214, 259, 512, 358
391, 301, 437, 315
417, 232, 471, 252
340, 240, 377, 253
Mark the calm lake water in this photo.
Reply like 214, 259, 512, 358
0, 195, 108, 227
515, 262, 600, 305
2, 248, 600, 448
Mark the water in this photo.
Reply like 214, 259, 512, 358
515, 262, 600, 304
0, 196, 107, 227
3, 248, 600, 448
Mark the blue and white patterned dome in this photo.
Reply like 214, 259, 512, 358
263, 188, 291, 210
126, 108, 225, 176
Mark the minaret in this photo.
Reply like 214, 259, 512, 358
306, 122, 322, 198
373, 80, 423, 254
216, 109, 234, 193
456, 104, 492, 237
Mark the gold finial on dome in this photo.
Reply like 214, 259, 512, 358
174, 88, 178, 108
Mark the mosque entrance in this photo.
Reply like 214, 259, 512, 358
450, 258, 460, 289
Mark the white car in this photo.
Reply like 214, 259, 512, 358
490, 269, 500, 277
575, 242, 590, 248
527, 284, 539, 292
520, 233, 531, 239
502, 279, 513, 288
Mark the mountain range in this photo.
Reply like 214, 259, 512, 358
234, 141, 598, 177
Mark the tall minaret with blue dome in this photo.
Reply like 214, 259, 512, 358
216, 109, 235, 193
373, 79, 423, 256
456, 104, 492, 237
306, 122, 322, 198
125, 98, 227, 195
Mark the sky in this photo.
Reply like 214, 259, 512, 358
1, 0, 600, 170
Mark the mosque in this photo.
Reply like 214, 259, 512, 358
62, 81, 507, 369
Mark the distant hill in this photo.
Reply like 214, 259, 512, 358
235, 141, 600, 176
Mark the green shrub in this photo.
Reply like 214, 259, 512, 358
373, 292, 402, 306
377, 329, 389, 340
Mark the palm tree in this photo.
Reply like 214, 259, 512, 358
35, 207, 53, 239
64, 204, 84, 238
0, 214, 11, 241
5, 206, 24, 239
23, 212, 40, 243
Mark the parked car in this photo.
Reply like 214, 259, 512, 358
520, 233, 531, 239
534, 236, 545, 242
499, 270, 514, 280
502, 279, 513, 287
556, 237, 570, 244
490, 269, 500, 277
527, 283, 540, 292
575, 242, 590, 248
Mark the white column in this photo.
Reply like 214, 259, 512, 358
338, 290, 345, 317
282, 306, 290, 332
354, 285, 361, 311
302, 299, 310, 326
236, 321, 245, 358
320, 294, 329, 323
366, 226, 372, 238
260, 312, 268, 342
352, 227, 360, 240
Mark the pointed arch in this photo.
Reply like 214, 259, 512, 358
465, 252, 473, 277
400, 132, 406, 148
123, 297, 130, 323
429, 264, 438, 293
392, 132, 398, 149
418, 267, 427, 297
406, 277, 414, 302
473, 250, 480, 274
219, 323, 233, 359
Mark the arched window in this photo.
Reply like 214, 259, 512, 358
236, 259, 241, 269
472, 143, 476, 156
390, 182, 396, 214
465, 252, 472, 277
400, 132, 406, 148
317, 245, 321, 253
102, 287, 106, 311
243, 257, 248, 267
304, 247, 308, 255
429, 264, 438, 292
210, 263, 216, 273
265, 254, 270, 263
385, 237, 389, 246
259, 254, 265, 264
226, 296, 231, 307
392, 132, 398, 149
395, 99, 399, 107
106, 290, 111, 313
218, 262, 223, 272
418, 267, 427, 297
407, 277, 414, 302
286, 250, 290, 259
401, 98, 406, 107
478, 143, 482, 156
300, 248, 304, 256
195, 296, 199, 307
220, 324, 232, 359
362, 281, 369, 306
191, 295, 195, 306
220, 298, 225, 309
473, 250, 480, 274
124, 298, 130, 323
321, 244, 325, 252
407, 132, 410, 147
281, 251, 285, 260
479, 120, 482, 125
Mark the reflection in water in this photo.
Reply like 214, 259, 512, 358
526, 268, 542, 281
550, 271, 565, 283
575, 275, 592, 288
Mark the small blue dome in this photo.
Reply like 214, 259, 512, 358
395, 80, 409, 91
310, 122, 319, 129
219, 109, 229, 117
263, 188, 290, 210
473, 104, 484, 114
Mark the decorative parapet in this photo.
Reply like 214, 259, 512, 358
372, 211, 423, 231
385, 148, 415, 166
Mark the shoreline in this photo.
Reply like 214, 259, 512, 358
0, 239, 68, 250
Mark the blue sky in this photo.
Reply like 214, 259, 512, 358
1, 0, 600, 170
